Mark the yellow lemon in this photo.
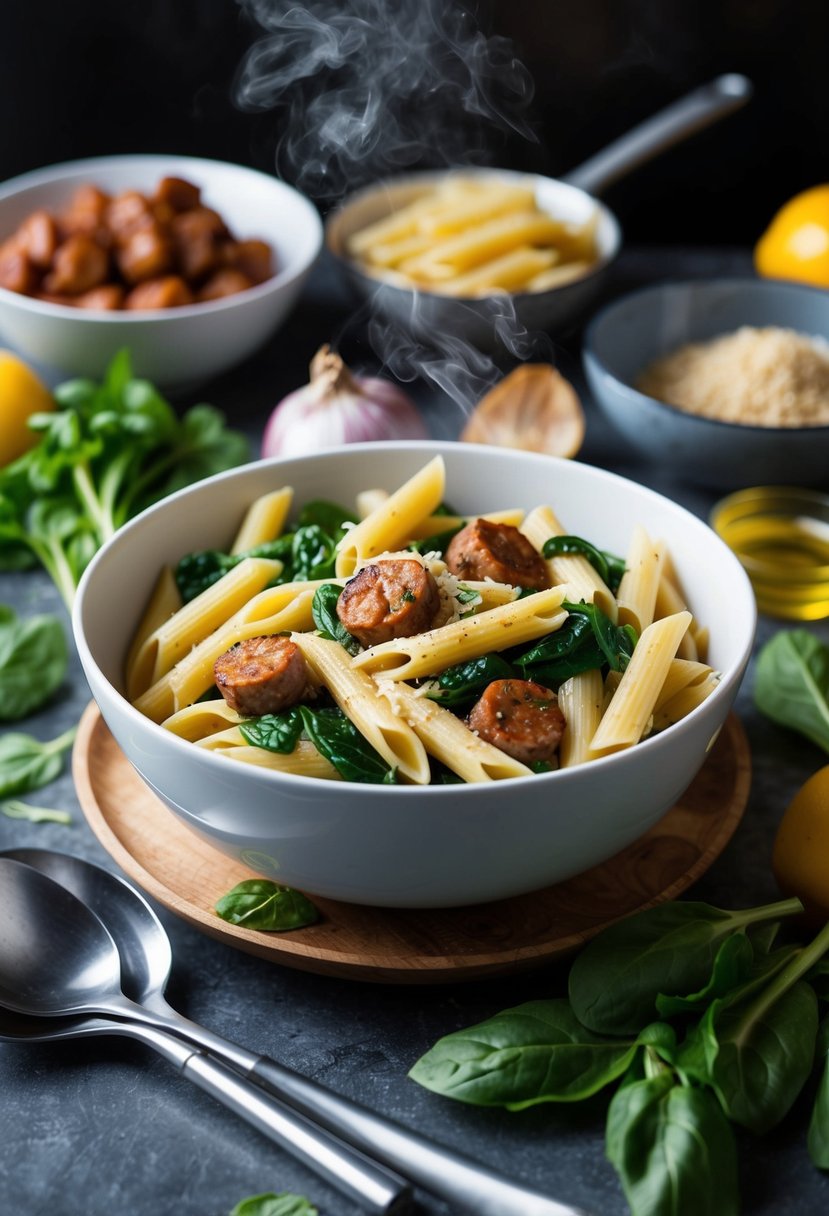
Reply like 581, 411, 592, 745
755, 185, 829, 288
773, 764, 829, 923
0, 351, 55, 467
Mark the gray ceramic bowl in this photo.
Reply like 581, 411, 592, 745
583, 278, 829, 489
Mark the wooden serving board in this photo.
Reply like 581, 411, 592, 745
73, 703, 751, 984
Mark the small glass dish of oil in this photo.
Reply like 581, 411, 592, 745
711, 486, 829, 619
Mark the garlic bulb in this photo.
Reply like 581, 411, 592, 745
461, 363, 585, 459
261, 345, 427, 457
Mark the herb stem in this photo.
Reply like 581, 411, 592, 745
740, 918, 829, 1031
73, 461, 112, 542
46, 725, 78, 755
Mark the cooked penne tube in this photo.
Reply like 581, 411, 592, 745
351, 586, 568, 679
230, 488, 293, 554
355, 488, 389, 519
520, 505, 617, 620
407, 508, 524, 540
125, 565, 182, 686
653, 658, 714, 712
335, 455, 445, 577
162, 699, 246, 741
431, 246, 558, 295
293, 633, 431, 784
589, 611, 692, 756
378, 682, 532, 781
616, 526, 664, 634
400, 213, 568, 280
208, 740, 341, 780
652, 672, 720, 732
558, 669, 604, 769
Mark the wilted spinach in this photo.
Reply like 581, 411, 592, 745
423, 653, 516, 708
311, 583, 360, 656
755, 629, 829, 753
239, 703, 395, 784
542, 535, 627, 594
215, 879, 318, 931
240, 709, 303, 754
0, 605, 68, 720
515, 601, 636, 686
175, 538, 292, 602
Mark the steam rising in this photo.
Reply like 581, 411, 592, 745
235, 0, 537, 201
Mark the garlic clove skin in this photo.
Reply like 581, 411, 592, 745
261, 344, 428, 458
460, 363, 585, 459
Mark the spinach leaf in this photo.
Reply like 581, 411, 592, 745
408, 523, 463, 556
0, 725, 77, 797
513, 602, 635, 685
240, 709, 303, 754
423, 653, 516, 708
0, 606, 68, 720
288, 524, 337, 582
409, 999, 650, 1108
754, 630, 829, 753
215, 880, 318, 931
311, 584, 361, 656
568, 897, 803, 1035
230, 1193, 317, 1216
655, 932, 755, 1019
297, 499, 352, 538
808, 1017, 829, 1168
1, 799, 72, 824
175, 538, 292, 603
565, 602, 637, 672
606, 1069, 739, 1216
298, 706, 395, 783
542, 536, 627, 594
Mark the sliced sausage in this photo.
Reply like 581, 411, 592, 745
337, 559, 440, 648
124, 275, 194, 309
198, 267, 254, 302
467, 679, 565, 764
444, 518, 548, 589
214, 635, 309, 716
43, 234, 109, 295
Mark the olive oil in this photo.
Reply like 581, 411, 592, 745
711, 487, 829, 620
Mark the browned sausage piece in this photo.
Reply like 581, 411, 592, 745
444, 518, 548, 589
73, 284, 125, 310
124, 275, 194, 310
171, 207, 229, 242
153, 176, 202, 213
198, 267, 254, 302
43, 234, 109, 295
105, 190, 155, 240
214, 635, 309, 716
223, 238, 273, 284
173, 229, 218, 282
17, 210, 59, 268
60, 185, 111, 240
116, 225, 173, 285
337, 559, 440, 648
467, 679, 565, 764
0, 241, 37, 294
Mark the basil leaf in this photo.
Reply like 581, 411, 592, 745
568, 898, 802, 1035
311, 584, 361, 656
230, 1194, 317, 1216
240, 709, 303, 754
298, 706, 395, 783
1, 799, 72, 824
755, 629, 829, 753
0, 725, 77, 797
424, 653, 516, 707
0, 607, 68, 720
606, 1072, 739, 1216
409, 999, 644, 1108
215, 880, 318, 931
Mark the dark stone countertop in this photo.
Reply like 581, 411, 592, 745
2, 247, 828, 1216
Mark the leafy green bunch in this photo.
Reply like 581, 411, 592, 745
0, 350, 248, 609
411, 897, 829, 1216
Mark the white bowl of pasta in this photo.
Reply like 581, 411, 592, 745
73, 442, 755, 908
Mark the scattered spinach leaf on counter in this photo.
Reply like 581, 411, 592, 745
229, 1193, 317, 1215
0, 724, 77, 798
755, 629, 829, 753
311, 583, 360, 656
215, 880, 318, 932
0, 351, 248, 610
542, 535, 627, 594
410, 896, 829, 1216
1, 798, 72, 825
0, 605, 68, 720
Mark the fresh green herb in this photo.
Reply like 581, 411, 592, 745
296, 499, 353, 538
298, 706, 395, 783
514, 602, 636, 686
542, 536, 627, 594
568, 897, 802, 1035
0, 724, 77, 797
311, 583, 361, 656
229, 1192, 318, 1215
424, 653, 516, 708
411, 895, 829, 1216
1, 798, 72, 824
755, 630, 829, 753
215, 880, 318, 931
0, 351, 248, 609
239, 709, 303, 754
0, 605, 68, 720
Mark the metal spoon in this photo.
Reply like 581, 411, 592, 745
0, 853, 589, 1216
0, 856, 409, 1215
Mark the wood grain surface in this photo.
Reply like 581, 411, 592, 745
73, 703, 751, 984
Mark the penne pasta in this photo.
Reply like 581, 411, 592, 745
230, 488, 293, 554
125, 565, 182, 686
335, 455, 445, 577
558, 669, 604, 769
520, 505, 617, 620
616, 526, 664, 635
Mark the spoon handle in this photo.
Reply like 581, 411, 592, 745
117, 1019, 412, 1215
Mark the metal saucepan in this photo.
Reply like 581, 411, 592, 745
324, 74, 752, 349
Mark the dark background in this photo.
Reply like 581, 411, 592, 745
1, 0, 827, 247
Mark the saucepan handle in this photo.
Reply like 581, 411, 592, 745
563, 73, 752, 197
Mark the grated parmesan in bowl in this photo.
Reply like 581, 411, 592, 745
636, 326, 829, 428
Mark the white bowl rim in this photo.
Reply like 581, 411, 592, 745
324, 165, 622, 303
0, 152, 323, 321
73, 439, 757, 797
584, 276, 829, 436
